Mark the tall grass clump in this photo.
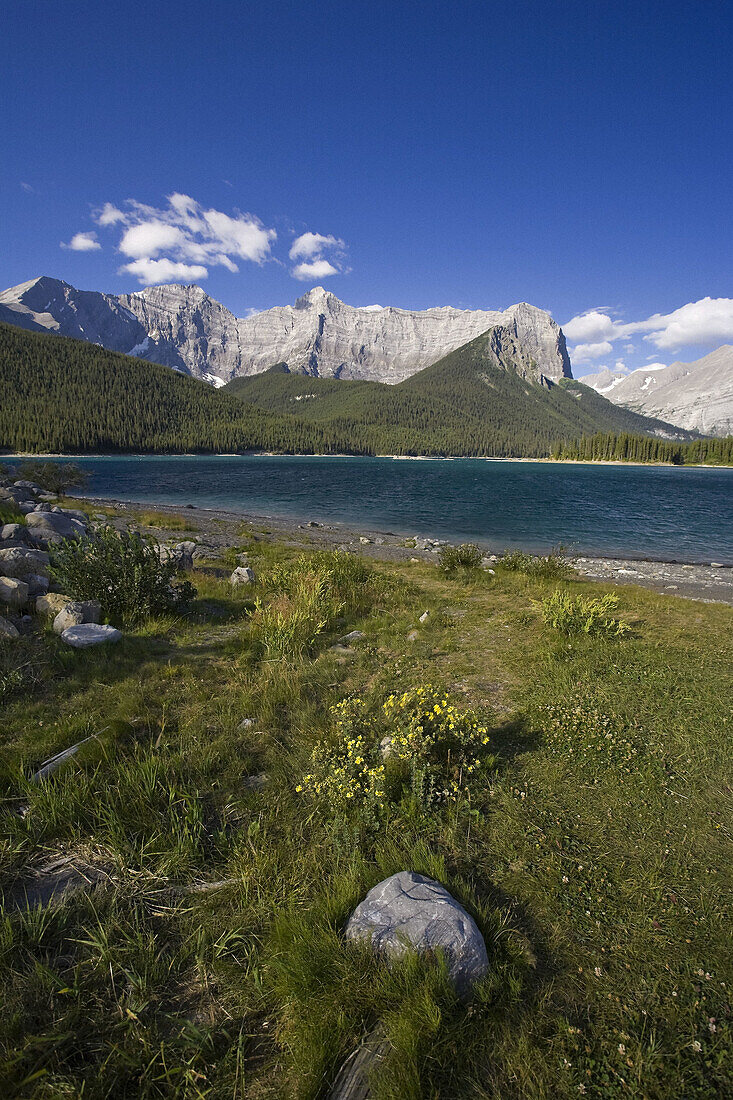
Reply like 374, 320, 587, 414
437, 543, 483, 576
252, 550, 403, 658
50, 527, 196, 625
266, 549, 397, 614
537, 588, 630, 637
501, 545, 573, 579
252, 573, 331, 659
137, 510, 196, 531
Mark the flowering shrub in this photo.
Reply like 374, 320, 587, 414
296, 697, 386, 811
297, 686, 495, 813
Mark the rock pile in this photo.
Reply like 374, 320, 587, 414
0, 474, 117, 647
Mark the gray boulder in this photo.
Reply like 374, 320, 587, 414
230, 566, 256, 586
36, 592, 75, 618
61, 624, 122, 648
19, 502, 35, 515
0, 614, 19, 639
26, 574, 49, 598
32, 502, 53, 513
60, 508, 90, 523
0, 577, 29, 609
0, 486, 32, 504
158, 545, 193, 570
13, 480, 41, 491
53, 600, 101, 634
26, 511, 88, 543
0, 547, 50, 578
345, 871, 489, 997
1, 523, 30, 544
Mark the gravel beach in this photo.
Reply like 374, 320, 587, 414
80, 494, 733, 606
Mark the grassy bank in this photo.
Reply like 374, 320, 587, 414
0, 521, 731, 1098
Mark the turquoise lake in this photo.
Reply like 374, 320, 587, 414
64, 455, 733, 564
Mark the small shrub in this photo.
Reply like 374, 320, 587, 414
536, 589, 630, 638
501, 546, 573, 580
49, 527, 196, 625
297, 687, 495, 814
438, 543, 483, 576
18, 460, 89, 497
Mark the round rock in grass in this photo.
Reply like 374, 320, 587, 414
230, 566, 255, 586
61, 624, 122, 648
345, 871, 489, 997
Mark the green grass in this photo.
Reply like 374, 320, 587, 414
0, 504, 25, 526
0, 542, 730, 1098
136, 510, 198, 532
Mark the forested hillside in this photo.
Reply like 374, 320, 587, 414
552, 431, 733, 465
227, 332, 692, 455
1, 321, 719, 463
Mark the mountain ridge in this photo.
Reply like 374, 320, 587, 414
0, 275, 571, 386
581, 346, 733, 436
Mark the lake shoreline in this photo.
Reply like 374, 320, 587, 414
77, 493, 733, 605
3, 451, 731, 469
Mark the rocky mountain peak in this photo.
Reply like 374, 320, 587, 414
294, 286, 338, 310
0, 275, 574, 388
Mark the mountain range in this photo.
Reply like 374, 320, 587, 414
0, 319, 694, 459
580, 346, 733, 436
0, 276, 571, 386
0, 275, 729, 439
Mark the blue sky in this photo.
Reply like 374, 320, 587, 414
1, 0, 731, 375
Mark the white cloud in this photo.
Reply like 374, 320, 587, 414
570, 340, 614, 362
92, 193, 277, 285
20, 181, 35, 194
564, 297, 733, 360
562, 310, 618, 344
119, 222, 186, 259
289, 232, 345, 261
640, 298, 733, 349
73, 194, 348, 287
292, 259, 340, 281
61, 231, 102, 252
96, 202, 126, 226
289, 230, 345, 280
119, 258, 209, 286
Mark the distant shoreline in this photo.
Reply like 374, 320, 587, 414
3, 451, 731, 469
